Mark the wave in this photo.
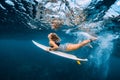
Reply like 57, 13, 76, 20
0, 0, 119, 31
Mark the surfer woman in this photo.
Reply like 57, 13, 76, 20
48, 33, 97, 51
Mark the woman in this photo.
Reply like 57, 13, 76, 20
48, 33, 97, 51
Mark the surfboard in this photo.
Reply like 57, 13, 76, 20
32, 40, 88, 61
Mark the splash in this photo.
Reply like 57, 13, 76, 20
64, 25, 119, 79
88, 33, 118, 79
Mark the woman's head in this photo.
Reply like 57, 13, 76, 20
48, 33, 61, 42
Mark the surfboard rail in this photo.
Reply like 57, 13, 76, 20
32, 40, 88, 61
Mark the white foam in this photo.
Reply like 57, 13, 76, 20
67, 0, 91, 9
89, 33, 119, 78
104, 0, 120, 19
45, 1, 61, 11
116, 0, 120, 6
35, 0, 42, 3
26, 0, 35, 5
27, 22, 37, 29
0, 4, 6, 10
5, 0, 14, 6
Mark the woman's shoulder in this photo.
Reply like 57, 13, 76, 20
49, 40, 55, 44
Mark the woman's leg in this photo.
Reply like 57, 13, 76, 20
66, 40, 91, 51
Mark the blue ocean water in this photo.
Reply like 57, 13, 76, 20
0, 30, 120, 80
0, 32, 87, 80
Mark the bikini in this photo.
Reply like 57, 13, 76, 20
50, 41, 67, 51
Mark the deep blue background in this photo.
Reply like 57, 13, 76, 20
0, 30, 120, 80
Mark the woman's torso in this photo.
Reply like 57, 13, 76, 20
49, 41, 60, 48
49, 40, 67, 51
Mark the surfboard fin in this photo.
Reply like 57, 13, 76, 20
77, 60, 81, 65
88, 43, 93, 48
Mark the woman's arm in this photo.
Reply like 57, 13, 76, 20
49, 41, 59, 51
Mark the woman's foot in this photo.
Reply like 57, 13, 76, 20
90, 36, 97, 41
81, 32, 97, 41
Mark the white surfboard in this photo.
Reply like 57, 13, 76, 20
32, 40, 88, 61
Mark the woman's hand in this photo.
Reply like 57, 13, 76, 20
46, 48, 53, 51
49, 48, 52, 51
46, 48, 51, 51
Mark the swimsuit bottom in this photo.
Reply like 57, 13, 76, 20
57, 43, 69, 51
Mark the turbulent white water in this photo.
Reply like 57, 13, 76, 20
63, 30, 119, 79
104, 0, 120, 19
5, 0, 15, 6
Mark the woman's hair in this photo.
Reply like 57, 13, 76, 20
50, 33, 61, 42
